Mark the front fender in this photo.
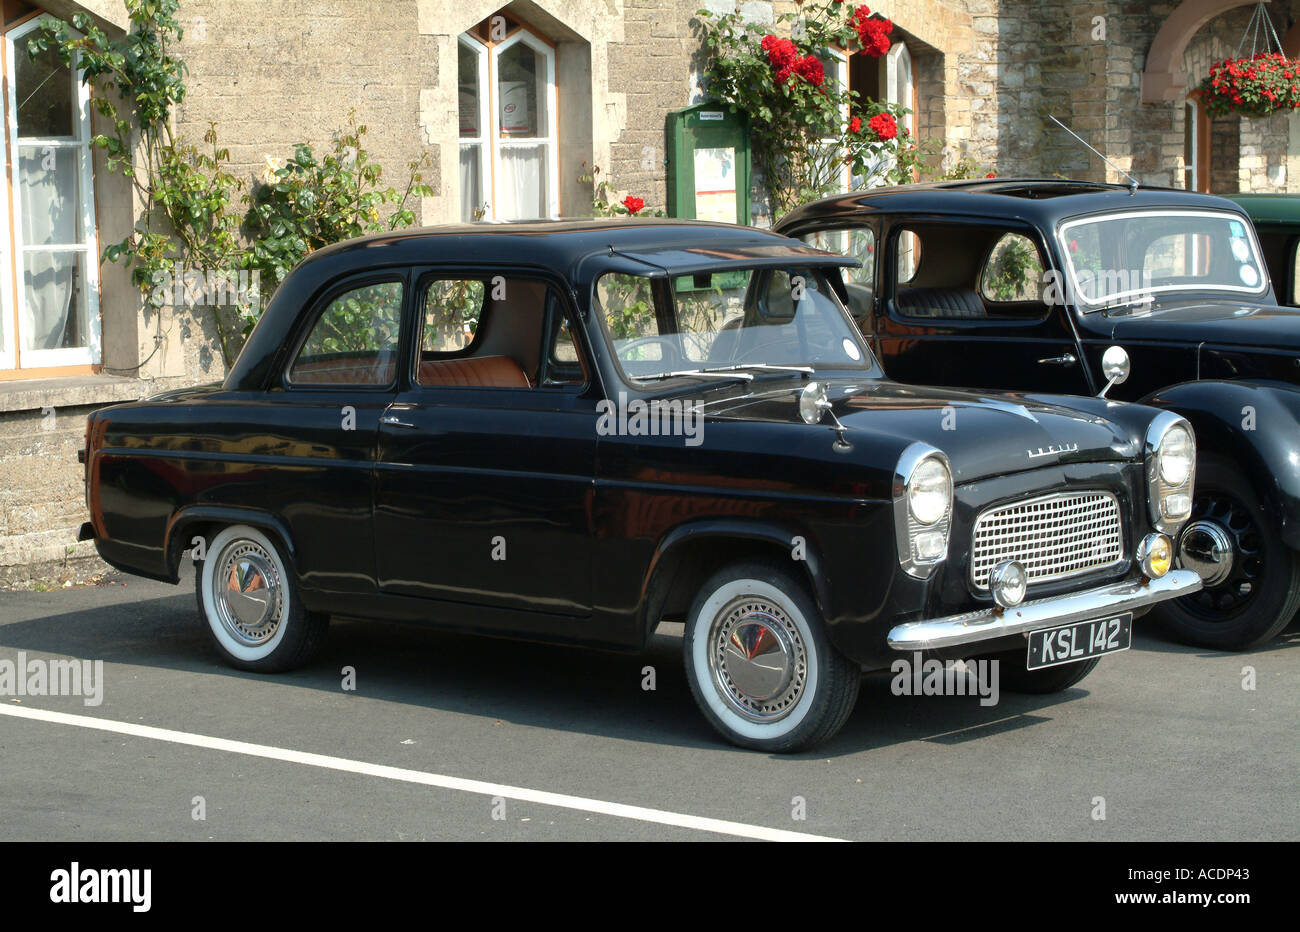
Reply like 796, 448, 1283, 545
1141, 379, 1300, 549
638, 518, 834, 643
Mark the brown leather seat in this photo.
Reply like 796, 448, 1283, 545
418, 355, 531, 388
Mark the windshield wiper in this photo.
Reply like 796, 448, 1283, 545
637, 368, 755, 383
702, 363, 815, 377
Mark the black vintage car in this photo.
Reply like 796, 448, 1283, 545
778, 180, 1300, 651
80, 219, 1201, 751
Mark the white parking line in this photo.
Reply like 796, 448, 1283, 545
0, 704, 845, 842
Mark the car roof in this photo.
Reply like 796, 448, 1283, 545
1227, 193, 1300, 224
775, 178, 1255, 232
303, 217, 856, 282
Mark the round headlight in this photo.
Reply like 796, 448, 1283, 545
908, 457, 952, 526
1158, 425, 1194, 487
1138, 533, 1173, 579
990, 560, 1027, 609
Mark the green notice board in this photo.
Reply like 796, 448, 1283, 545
666, 102, 751, 226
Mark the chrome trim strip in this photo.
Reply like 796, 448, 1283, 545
886, 569, 1202, 651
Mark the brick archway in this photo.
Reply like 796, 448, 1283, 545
1140, 0, 1258, 102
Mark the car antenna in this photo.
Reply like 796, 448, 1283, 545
1048, 114, 1140, 195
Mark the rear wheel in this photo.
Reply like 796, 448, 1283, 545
194, 524, 328, 672
683, 561, 860, 753
1154, 455, 1300, 651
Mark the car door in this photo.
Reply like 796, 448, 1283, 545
253, 272, 408, 595
874, 220, 1093, 395
373, 269, 598, 628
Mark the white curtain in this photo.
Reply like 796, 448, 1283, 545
497, 145, 546, 220
18, 146, 82, 351
459, 145, 481, 222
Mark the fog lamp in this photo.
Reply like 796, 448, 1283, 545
990, 560, 1027, 609
1138, 533, 1173, 579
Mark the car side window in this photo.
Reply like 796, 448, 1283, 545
287, 280, 403, 387
599, 273, 662, 361
897, 229, 921, 284
802, 228, 875, 287
980, 233, 1046, 303
423, 279, 485, 351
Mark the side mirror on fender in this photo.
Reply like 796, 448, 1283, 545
1098, 345, 1130, 398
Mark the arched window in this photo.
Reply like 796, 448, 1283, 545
458, 14, 559, 222
1, 13, 100, 372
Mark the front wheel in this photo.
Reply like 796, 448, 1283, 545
683, 562, 860, 752
194, 524, 328, 672
1154, 454, 1300, 651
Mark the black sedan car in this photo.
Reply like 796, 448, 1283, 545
80, 219, 1200, 751
778, 180, 1300, 651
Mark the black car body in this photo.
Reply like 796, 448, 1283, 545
80, 218, 1200, 750
777, 179, 1300, 649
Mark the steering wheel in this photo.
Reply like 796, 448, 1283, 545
618, 336, 684, 366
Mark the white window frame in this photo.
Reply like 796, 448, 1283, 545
458, 33, 491, 222
4, 14, 100, 370
886, 42, 914, 138
488, 28, 559, 221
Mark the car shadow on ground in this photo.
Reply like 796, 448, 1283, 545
0, 582, 1147, 761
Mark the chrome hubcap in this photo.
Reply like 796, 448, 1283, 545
211, 540, 283, 646
708, 597, 807, 723
1179, 519, 1235, 587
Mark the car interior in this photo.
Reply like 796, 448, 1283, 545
888, 223, 1050, 322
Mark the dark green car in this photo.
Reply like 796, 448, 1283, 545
1229, 194, 1300, 307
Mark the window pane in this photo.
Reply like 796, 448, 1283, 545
22, 251, 88, 351
289, 281, 403, 385
20, 146, 82, 245
598, 273, 660, 361
498, 42, 545, 137
980, 233, 1045, 302
16, 40, 75, 138
422, 279, 484, 352
459, 43, 481, 138
497, 144, 547, 220
897, 230, 921, 283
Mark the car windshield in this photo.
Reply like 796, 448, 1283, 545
1058, 209, 1268, 308
595, 266, 874, 382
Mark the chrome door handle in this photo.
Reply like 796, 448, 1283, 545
1037, 353, 1078, 366
380, 415, 417, 429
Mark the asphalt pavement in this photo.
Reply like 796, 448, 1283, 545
0, 565, 1295, 841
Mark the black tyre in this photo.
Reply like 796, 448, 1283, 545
683, 561, 860, 752
1154, 454, 1300, 651
194, 524, 329, 672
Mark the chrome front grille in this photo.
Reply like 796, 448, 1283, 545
971, 491, 1124, 590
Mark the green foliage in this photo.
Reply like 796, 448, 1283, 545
302, 281, 404, 356
243, 118, 433, 291
423, 279, 485, 352
33, 1, 433, 369
696, 1, 938, 221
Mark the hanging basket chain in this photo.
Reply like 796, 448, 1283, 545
1236, 1, 1284, 59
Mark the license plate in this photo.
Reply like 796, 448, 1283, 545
1026, 613, 1132, 670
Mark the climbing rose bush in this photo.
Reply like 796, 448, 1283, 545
698, 1, 933, 220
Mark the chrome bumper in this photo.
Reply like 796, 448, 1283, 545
886, 570, 1202, 651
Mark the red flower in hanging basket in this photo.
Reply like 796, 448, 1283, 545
1199, 52, 1300, 118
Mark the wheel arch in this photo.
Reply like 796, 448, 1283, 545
1141, 379, 1300, 549
637, 519, 831, 643
164, 506, 300, 583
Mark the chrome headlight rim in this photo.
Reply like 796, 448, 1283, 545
893, 443, 953, 579
1145, 412, 1196, 535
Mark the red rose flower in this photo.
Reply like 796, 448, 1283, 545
794, 55, 825, 87
851, 7, 892, 57
867, 111, 898, 140
622, 195, 645, 215
986, 171, 997, 178
849, 116, 862, 133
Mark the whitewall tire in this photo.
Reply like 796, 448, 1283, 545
683, 562, 860, 752
195, 524, 328, 672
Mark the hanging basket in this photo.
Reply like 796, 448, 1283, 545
1199, 53, 1300, 119
1198, 2, 1300, 118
